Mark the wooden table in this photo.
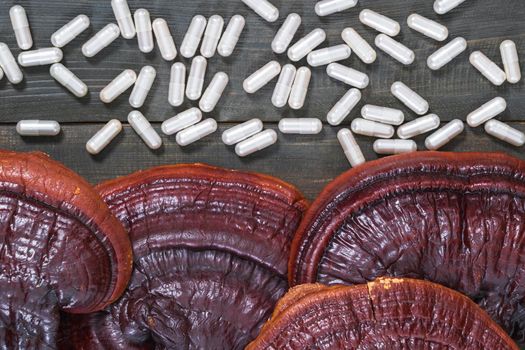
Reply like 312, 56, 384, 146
0, 0, 524, 201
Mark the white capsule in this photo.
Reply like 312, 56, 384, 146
241, 0, 279, 22
397, 114, 441, 139
180, 15, 207, 58
82, 23, 121, 58
272, 64, 297, 108
218, 15, 245, 57
111, 0, 135, 39
51, 15, 90, 48
307, 44, 351, 67
50, 63, 88, 98
272, 13, 301, 54
161, 107, 202, 135
289, 67, 311, 110
199, 72, 229, 112
326, 63, 369, 89
374, 139, 417, 155
359, 9, 400, 37
129, 66, 156, 108
351, 118, 394, 138
176, 119, 218, 146
128, 111, 162, 149
327, 88, 362, 126
425, 119, 464, 150
469, 51, 506, 86
315, 0, 358, 16
407, 14, 448, 42
375, 34, 414, 65
10, 5, 32, 50
361, 105, 404, 125
485, 120, 525, 147
186, 56, 207, 101
16, 120, 60, 136
337, 128, 365, 167
288, 29, 326, 62
235, 129, 278, 157
467, 97, 507, 127
0, 43, 23, 84
18, 48, 63, 67
169, 63, 186, 107
279, 118, 322, 134
243, 61, 281, 94
134, 9, 153, 53
152, 19, 177, 61
86, 119, 123, 155
100, 69, 137, 104
222, 119, 264, 145
341, 28, 376, 64
200, 15, 224, 58
391, 82, 429, 115
434, 0, 467, 15
501, 40, 521, 84
427, 37, 467, 70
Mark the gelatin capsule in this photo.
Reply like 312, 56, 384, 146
407, 14, 448, 42
359, 9, 400, 37
427, 37, 467, 70
162, 107, 202, 135
397, 114, 441, 139
222, 119, 264, 145
180, 15, 207, 58
351, 118, 394, 138
51, 15, 90, 48
235, 129, 278, 157
425, 119, 464, 150
341, 28, 376, 64
129, 66, 156, 108
10, 5, 32, 50
470, 51, 506, 86
500, 40, 521, 84
176, 119, 218, 146
315, 0, 358, 17
375, 34, 414, 65
100, 69, 137, 103
466, 97, 507, 127
327, 88, 362, 126
86, 119, 123, 155
243, 60, 281, 94
485, 120, 525, 147
337, 128, 365, 167
241, 0, 279, 22
361, 105, 404, 125
373, 139, 417, 155
289, 67, 311, 110
0, 43, 23, 84
391, 81, 429, 115
16, 120, 60, 136
199, 72, 229, 112
307, 44, 351, 67
169, 63, 186, 107
82, 23, 120, 58
18, 48, 63, 67
111, 0, 135, 39
152, 19, 177, 61
434, 0, 467, 15
278, 118, 323, 134
50, 63, 88, 98
128, 111, 162, 149
288, 29, 326, 62
272, 64, 297, 108
218, 15, 245, 57
201, 15, 224, 58
272, 13, 301, 54
326, 63, 369, 89
186, 55, 207, 101
134, 9, 153, 53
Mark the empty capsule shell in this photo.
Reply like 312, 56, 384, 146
241, 0, 279, 22
359, 9, 400, 37
467, 97, 507, 127
397, 114, 441, 139
0, 43, 23, 84
51, 15, 90, 48
199, 72, 229, 112
128, 111, 162, 149
337, 128, 365, 167
351, 118, 394, 138
434, 0, 467, 15
152, 19, 177, 61
100, 69, 137, 103
222, 119, 264, 145
427, 37, 467, 70
18, 48, 63, 67
307, 44, 351, 67
186, 56, 207, 100
201, 15, 224, 58
425, 119, 464, 150
162, 107, 202, 135
111, 0, 135, 39
485, 120, 525, 147
327, 63, 369, 89
272, 64, 297, 108
16, 120, 60, 136
361, 105, 404, 125
500, 40, 521, 84
86, 119, 123, 155
50, 63, 88, 98
375, 34, 415, 65
10, 5, 32, 50
272, 13, 301, 54
129, 66, 156, 108
288, 28, 326, 62
374, 139, 417, 154
289, 67, 311, 110
82, 23, 120, 57
134, 9, 153, 53
180, 15, 207, 58
176, 119, 218, 146
218, 15, 245, 57
327, 88, 362, 126
243, 60, 281, 94
341, 28, 376, 64
407, 14, 448, 41
391, 81, 429, 115
235, 129, 278, 157
169, 63, 186, 107
315, 0, 358, 16
469, 51, 506, 86
278, 118, 322, 134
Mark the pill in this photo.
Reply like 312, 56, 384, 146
162, 107, 202, 135
341, 28, 376, 64
169, 63, 186, 107
391, 82, 429, 115
243, 60, 281, 94
337, 128, 365, 167
485, 120, 525, 147
82, 23, 120, 57
326, 63, 369, 89
134, 9, 153, 53
235, 129, 278, 157
18, 48, 63, 67
111, 0, 135, 39
222, 119, 264, 145
176, 119, 218, 146
500, 40, 521, 84
241, 0, 279, 22
16, 120, 60, 136
86, 119, 123, 155
0, 67, 3, 81
359, 9, 400, 37
50, 63, 88, 98
272, 13, 301, 54
186, 56, 207, 101
51, 15, 90, 48
272, 64, 297, 108
218, 15, 245, 57
466, 97, 507, 127
100, 69, 137, 103
469, 51, 506, 86
374, 139, 417, 154
180, 15, 207, 58
434, 0, 467, 15
397, 114, 441, 139
425, 119, 464, 150
289, 67, 311, 110
361, 105, 404, 125
129, 66, 156, 108
0, 43, 23, 84
315, 0, 358, 16
199, 72, 229, 112
200, 15, 224, 58
278, 118, 322, 134
288, 29, 326, 62
375, 34, 415, 65
152, 19, 177, 61
10, 5, 32, 50
307, 44, 351, 67
128, 111, 162, 149
327, 88, 362, 126
427, 37, 467, 70
407, 14, 448, 41
351, 118, 394, 138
